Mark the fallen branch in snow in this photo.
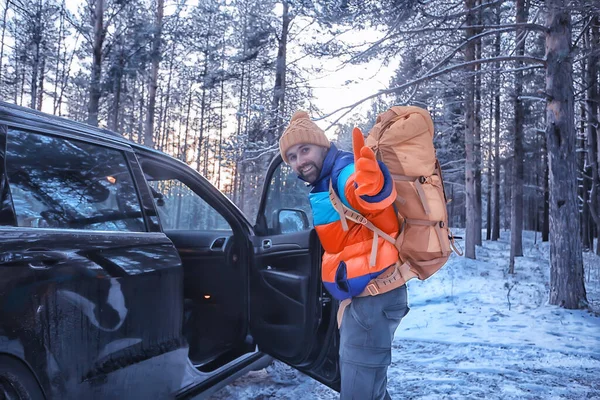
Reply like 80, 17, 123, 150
505, 282, 517, 311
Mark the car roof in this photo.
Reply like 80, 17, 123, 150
0, 101, 166, 158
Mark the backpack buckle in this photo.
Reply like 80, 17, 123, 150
366, 283, 379, 296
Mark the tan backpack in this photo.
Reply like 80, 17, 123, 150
329, 105, 461, 282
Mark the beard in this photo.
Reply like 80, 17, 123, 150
299, 162, 321, 183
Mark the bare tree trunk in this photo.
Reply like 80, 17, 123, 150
545, 0, 587, 309
87, 0, 105, 126
182, 88, 193, 163
30, 0, 43, 110
52, 1, 65, 114
197, 79, 207, 173
474, 0, 483, 246
109, 47, 124, 132
128, 76, 136, 141
138, 72, 146, 144
486, 91, 493, 241
0, 0, 9, 94
542, 132, 550, 242
268, 0, 291, 151
586, 16, 600, 255
509, 0, 527, 274
36, 53, 45, 111
464, 0, 478, 259
19, 67, 25, 106
579, 69, 591, 251
144, 0, 164, 147
492, 11, 502, 241
217, 59, 225, 190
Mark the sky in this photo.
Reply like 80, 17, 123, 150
288, 14, 399, 137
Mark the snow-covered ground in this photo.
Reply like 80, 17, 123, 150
211, 231, 600, 399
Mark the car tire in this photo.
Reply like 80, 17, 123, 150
0, 355, 45, 400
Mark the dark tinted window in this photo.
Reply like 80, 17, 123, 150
148, 179, 230, 231
5, 129, 145, 232
263, 162, 312, 231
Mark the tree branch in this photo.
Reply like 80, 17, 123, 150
392, 23, 546, 35
419, 0, 504, 20
241, 145, 280, 163
319, 55, 546, 129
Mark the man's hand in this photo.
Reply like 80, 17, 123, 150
352, 127, 384, 196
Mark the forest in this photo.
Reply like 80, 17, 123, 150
0, 0, 598, 309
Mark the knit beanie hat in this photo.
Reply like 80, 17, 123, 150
279, 110, 330, 163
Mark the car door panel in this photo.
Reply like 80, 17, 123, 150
0, 225, 186, 400
250, 155, 340, 391
260, 267, 308, 304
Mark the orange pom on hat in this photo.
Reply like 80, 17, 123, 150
279, 110, 330, 163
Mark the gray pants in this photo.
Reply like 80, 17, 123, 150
339, 285, 409, 400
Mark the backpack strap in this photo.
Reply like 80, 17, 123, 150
392, 174, 432, 215
328, 179, 396, 266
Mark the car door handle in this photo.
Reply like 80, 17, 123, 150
0, 250, 69, 269
262, 239, 272, 250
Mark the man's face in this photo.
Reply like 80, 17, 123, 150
286, 143, 328, 184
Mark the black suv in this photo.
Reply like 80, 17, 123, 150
0, 102, 340, 399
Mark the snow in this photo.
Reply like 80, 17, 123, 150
211, 231, 600, 399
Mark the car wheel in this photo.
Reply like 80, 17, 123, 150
0, 356, 45, 400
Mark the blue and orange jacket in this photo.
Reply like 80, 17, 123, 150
308, 143, 399, 300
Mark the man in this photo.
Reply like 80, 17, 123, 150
279, 110, 410, 400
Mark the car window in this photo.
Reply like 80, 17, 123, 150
147, 178, 230, 231
262, 161, 312, 232
4, 128, 146, 232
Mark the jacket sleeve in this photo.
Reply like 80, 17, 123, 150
335, 161, 397, 214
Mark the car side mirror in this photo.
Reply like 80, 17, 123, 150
272, 208, 309, 234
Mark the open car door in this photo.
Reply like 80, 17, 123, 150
250, 155, 340, 391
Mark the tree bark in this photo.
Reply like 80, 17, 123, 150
586, 16, 600, 255
464, 0, 478, 259
36, 53, 45, 111
542, 132, 550, 242
197, 69, 208, 174
509, 0, 527, 274
0, 0, 9, 93
144, 0, 164, 147
30, 0, 43, 110
217, 49, 225, 190
87, 0, 105, 126
545, 0, 587, 309
52, 1, 65, 115
128, 76, 136, 142
268, 0, 291, 147
474, 0, 483, 246
486, 90, 493, 241
182, 88, 193, 163
109, 46, 124, 132
580, 97, 591, 250
492, 8, 502, 241
138, 72, 146, 144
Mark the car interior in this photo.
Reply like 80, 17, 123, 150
139, 158, 252, 372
